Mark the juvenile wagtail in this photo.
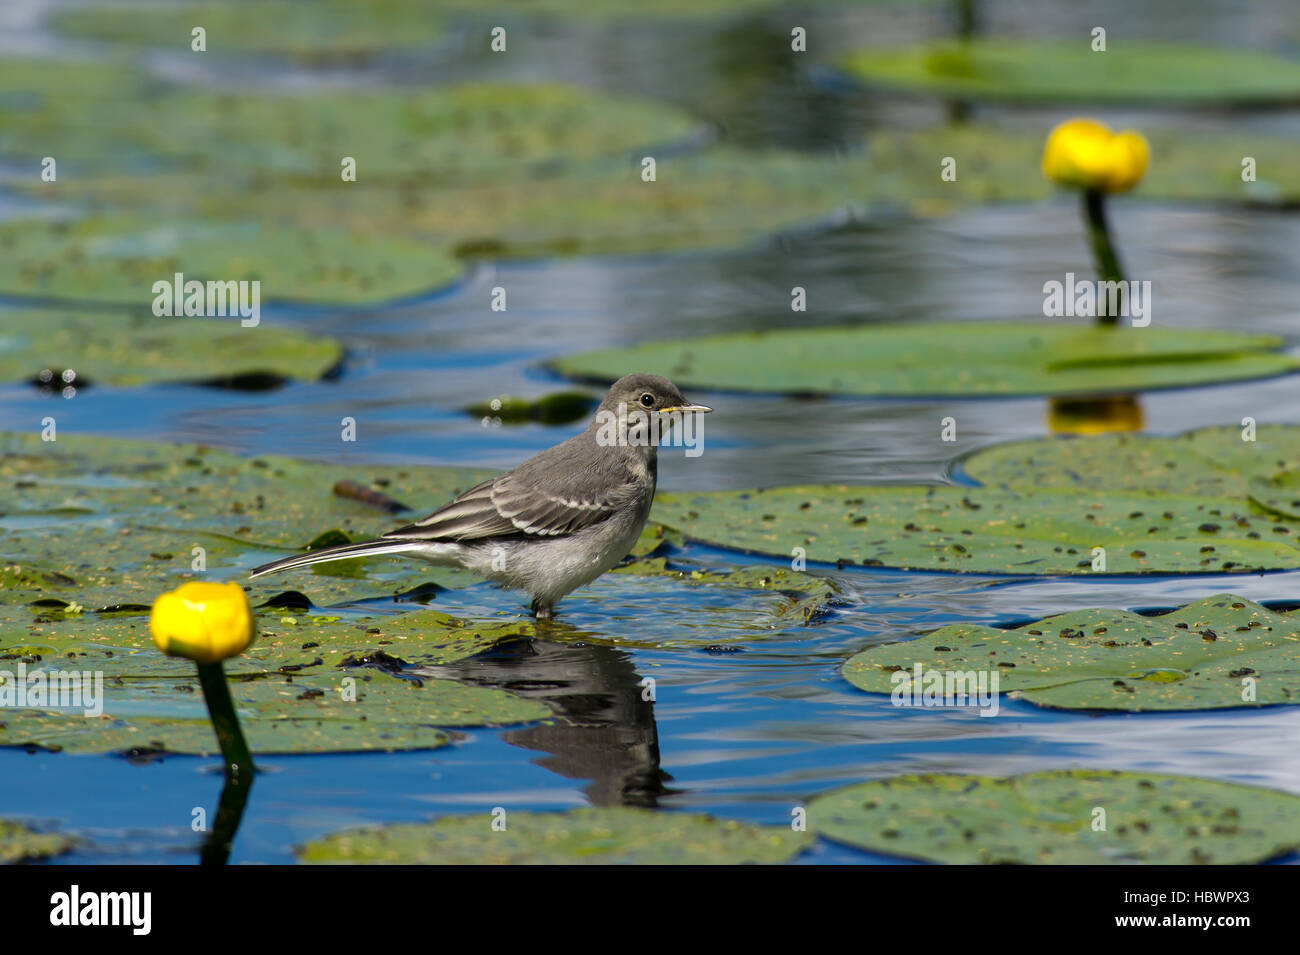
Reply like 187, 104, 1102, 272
249, 373, 711, 618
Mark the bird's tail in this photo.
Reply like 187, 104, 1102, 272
248, 538, 430, 579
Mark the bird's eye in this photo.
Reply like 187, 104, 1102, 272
639, 393, 655, 408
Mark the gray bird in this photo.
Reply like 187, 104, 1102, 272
248, 373, 711, 618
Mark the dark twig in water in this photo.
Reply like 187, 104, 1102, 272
332, 480, 411, 513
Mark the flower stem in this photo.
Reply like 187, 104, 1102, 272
1082, 188, 1125, 326
955, 0, 977, 40
196, 660, 254, 780
200, 769, 254, 866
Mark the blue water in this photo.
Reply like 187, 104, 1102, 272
3, 0, 1300, 863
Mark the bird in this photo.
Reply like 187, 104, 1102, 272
248, 373, 711, 619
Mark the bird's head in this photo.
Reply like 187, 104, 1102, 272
597, 373, 712, 417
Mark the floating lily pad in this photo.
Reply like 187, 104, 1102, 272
555, 323, 1297, 398
1249, 470, 1300, 521
0, 580, 551, 753
143, 84, 697, 179
0, 432, 845, 750
843, 594, 1300, 711
838, 41, 1300, 105
297, 807, 811, 864
654, 483, 1300, 575
0, 431, 493, 599
609, 560, 841, 644
0, 819, 75, 864
0, 59, 159, 171
52, 0, 446, 59
963, 424, 1300, 496
0, 308, 342, 386
0, 217, 464, 307
26, 121, 1300, 267
809, 770, 1300, 864
4, 710, 453, 756
0, 663, 550, 755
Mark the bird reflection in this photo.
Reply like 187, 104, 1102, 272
429, 634, 673, 807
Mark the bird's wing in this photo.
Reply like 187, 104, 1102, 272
383, 468, 639, 542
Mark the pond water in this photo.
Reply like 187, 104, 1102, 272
1, 0, 1299, 864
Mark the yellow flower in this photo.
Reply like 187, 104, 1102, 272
1042, 118, 1149, 194
150, 582, 255, 664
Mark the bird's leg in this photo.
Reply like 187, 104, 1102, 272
529, 598, 554, 620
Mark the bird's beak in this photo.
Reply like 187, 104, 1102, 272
660, 403, 712, 414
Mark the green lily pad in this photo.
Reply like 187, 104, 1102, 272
52, 0, 446, 59
297, 807, 811, 864
653, 484, 1300, 575
0, 59, 159, 171
607, 560, 840, 645
0, 432, 847, 750
554, 322, 1298, 398
142, 84, 696, 179
963, 424, 1300, 496
1249, 470, 1300, 521
838, 41, 1300, 105
843, 594, 1300, 711
0, 597, 551, 753
26, 121, 1300, 267
4, 710, 454, 756
0, 217, 464, 307
809, 770, 1300, 864
0, 308, 342, 386
0, 819, 75, 864
0, 662, 551, 755
0, 431, 493, 599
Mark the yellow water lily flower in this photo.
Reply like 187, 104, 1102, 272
1042, 118, 1149, 194
150, 581, 255, 664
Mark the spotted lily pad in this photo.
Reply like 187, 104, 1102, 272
28, 122, 1300, 267
0, 217, 464, 307
297, 807, 811, 864
653, 484, 1300, 575
0, 431, 492, 602
555, 323, 1297, 398
963, 424, 1300, 496
0, 59, 157, 171
0, 432, 843, 752
0, 308, 342, 386
0, 819, 75, 864
843, 594, 1300, 711
0, 661, 551, 755
1249, 470, 1300, 521
139, 84, 698, 179
810, 770, 1300, 864
0, 584, 551, 753
608, 560, 841, 645
837, 41, 1300, 105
